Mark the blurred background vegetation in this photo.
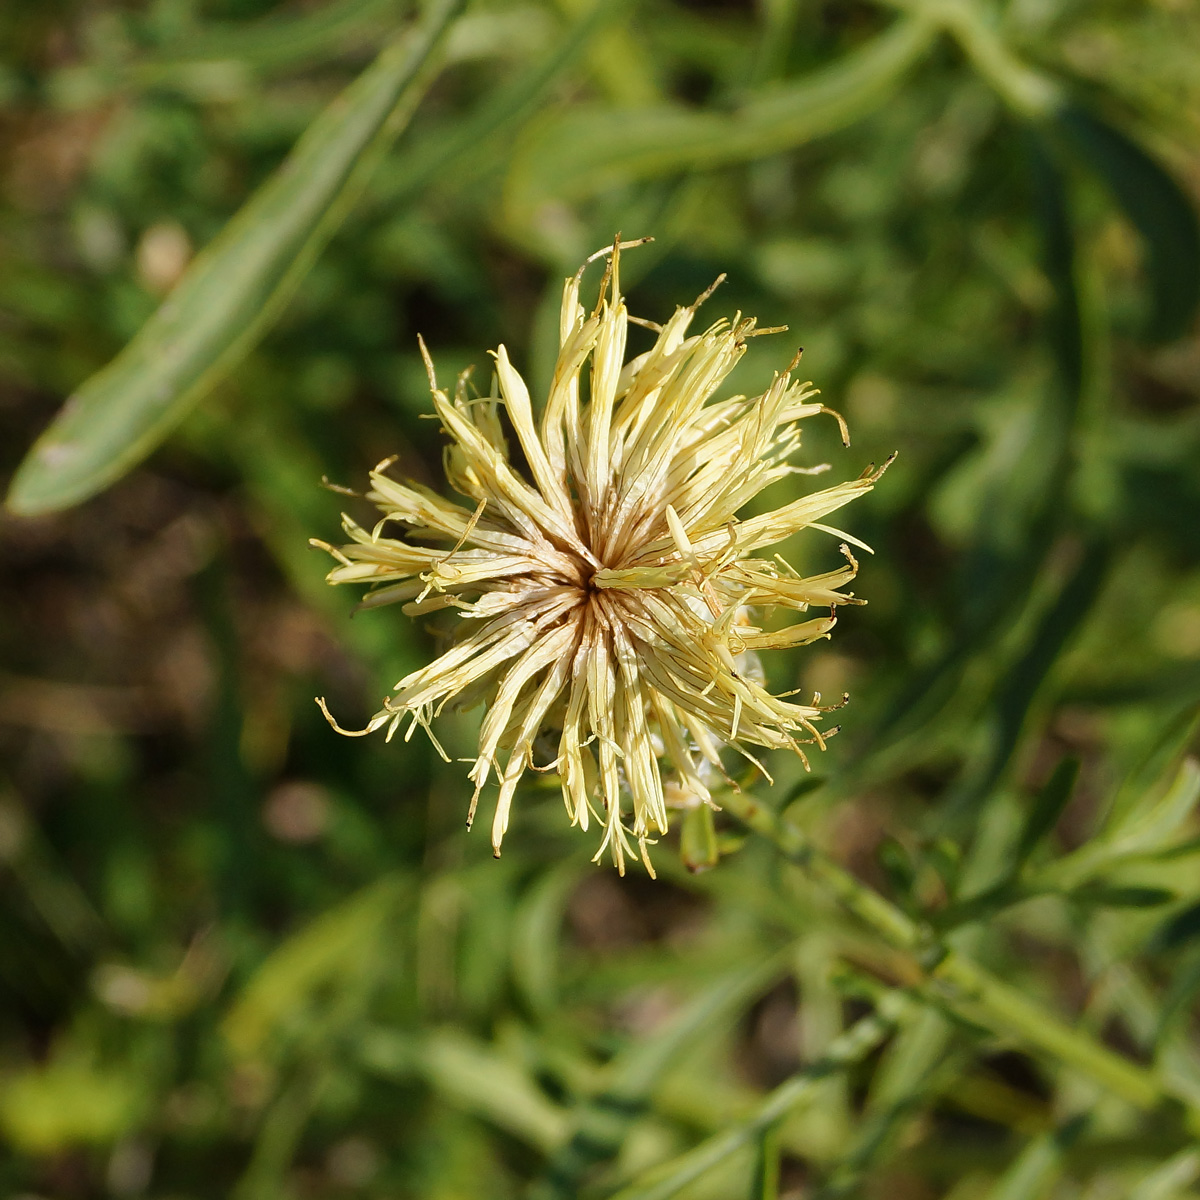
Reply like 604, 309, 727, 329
3, 0, 1200, 1196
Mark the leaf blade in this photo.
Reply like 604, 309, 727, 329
5, 0, 462, 517
1055, 103, 1200, 342
503, 15, 936, 230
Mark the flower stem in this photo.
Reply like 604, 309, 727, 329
718, 789, 1193, 1129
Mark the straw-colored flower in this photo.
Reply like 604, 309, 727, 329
314, 239, 887, 874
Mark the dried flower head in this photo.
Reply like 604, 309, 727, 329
314, 239, 888, 874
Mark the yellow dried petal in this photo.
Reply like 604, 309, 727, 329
315, 239, 887, 873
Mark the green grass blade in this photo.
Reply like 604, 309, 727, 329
5, 0, 463, 517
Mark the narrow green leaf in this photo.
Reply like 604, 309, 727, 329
146, 0, 404, 73
533, 953, 790, 1199
845, 137, 1085, 801
511, 861, 584, 1018
1055, 103, 1200, 342
1043, 757, 1200, 889
949, 543, 1108, 819
222, 875, 408, 1061
1026, 127, 1084, 418
608, 993, 910, 1200
751, 1123, 782, 1200
931, 880, 1029, 933
355, 1024, 570, 1153
1014, 757, 1080, 867
1154, 952, 1200, 1045
418, 1028, 570, 1153
54, 0, 406, 102
1128, 1149, 1200, 1200
810, 1008, 957, 1199
983, 1116, 1088, 1200
5, 0, 463, 517
503, 15, 936, 228
1069, 884, 1176, 910
1150, 901, 1200, 954
378, 0, 641, 211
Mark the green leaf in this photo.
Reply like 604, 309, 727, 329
355, 1024, 570, 1153
533, 953, 791, 1199
1026, 127, 1084, 416
983, 1116, 1088, 1200
1048, 757, 1200, 889
503, 14, 936, 229
511, 861, 584, 1018
1055, 103, 1200, 342
1070, 884, 1177, 910
1014, 757, 1080, 867
931, 880, 1029, 933
846, 138, 1086, 801
948, 544, 1108, 820
607, 993, 910, 1200
1150, 901, 1200, 954
51, 0, 408, 104
222, 875, 407, 1061
1154, 953, 1200, 1046
417, 1028, 569, 1153
1127, 1149, 1200, 1200
378, 0, 642, 213
811, 1008, 956, 1197
5, 0, 463, 517
751, 1122, 782, 1200
146, 0, 404, 74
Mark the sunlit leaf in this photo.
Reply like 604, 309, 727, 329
5, 0, 462, 516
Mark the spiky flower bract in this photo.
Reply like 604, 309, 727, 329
315, 240, 887, 874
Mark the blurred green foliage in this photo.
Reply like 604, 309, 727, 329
3, 0, 1200, 1197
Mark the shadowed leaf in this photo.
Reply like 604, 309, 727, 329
1056, 103, 1200, 342
1014, 757, 1080, 867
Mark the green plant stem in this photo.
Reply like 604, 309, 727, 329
718, 790, 1192, 1129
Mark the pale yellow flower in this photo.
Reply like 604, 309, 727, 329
314, 240, 887, 874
